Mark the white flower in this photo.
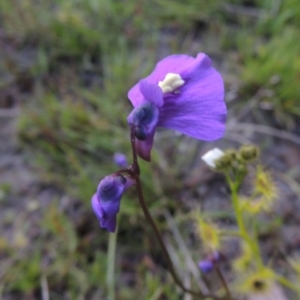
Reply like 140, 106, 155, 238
201, 148, 225, 168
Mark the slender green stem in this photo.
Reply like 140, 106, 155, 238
228, 179, 246, 235
276, 275, 300, 293
106, 224, 118, 300
226, 174, 263, 269
130, 127, 225, 300
251, 218, 264, 269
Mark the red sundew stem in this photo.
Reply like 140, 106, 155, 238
129, 126, 228, 300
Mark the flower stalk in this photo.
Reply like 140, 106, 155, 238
106, 224, 118, 300
130, 127, 225, 300
215, 265, 233, 300
91, 53, 231, 299
226, 172, 264, 270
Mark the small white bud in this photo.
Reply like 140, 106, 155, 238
158, 73, 185, 94
201, 148, 225, 168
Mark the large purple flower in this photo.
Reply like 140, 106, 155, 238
127, 53, 226, 161
92, 174, 135, 232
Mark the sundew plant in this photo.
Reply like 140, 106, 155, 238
91, 53, 300, 299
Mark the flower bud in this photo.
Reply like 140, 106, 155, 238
214, 154, 232, 171
113, 153, 128, 168
239, 145, 259, 162
236, 163, 247, 176
92, 174, 135, 232
98, 175, 125, 202
225, 149, 237, 161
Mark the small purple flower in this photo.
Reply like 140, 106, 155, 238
91, 174, 135, 232
113, 153, 128, 168
198, 251, 220, 273
127, 53, 226, 161
198, 260, 214, 273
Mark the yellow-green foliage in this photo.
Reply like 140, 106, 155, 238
194, 213, 220, 252
233, 242, 255, 272
238, 0, 300, 127
241, 165, 278, 215
242, 27, 300, 123
235, 268, 276, 296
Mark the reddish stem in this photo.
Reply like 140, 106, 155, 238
129, 126, 227, 300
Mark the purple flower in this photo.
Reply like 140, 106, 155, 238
198, 251, 220, 273
198, 260, 214, 273
127, 53, 226, 161
91, 174, 135, 232
113, 153, 128, 168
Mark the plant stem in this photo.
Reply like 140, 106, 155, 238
226, 174, 263, 269
130, 127, 224, 300
276, 275, 300, 293
228, 178, 246, 235
107, 224, 118, 300
215, 266, 233, 300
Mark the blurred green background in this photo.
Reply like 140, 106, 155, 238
0, 0, 299, 299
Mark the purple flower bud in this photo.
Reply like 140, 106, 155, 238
91, 174, 135, 232
198, 260, 214, 273
113, 153, 128, 168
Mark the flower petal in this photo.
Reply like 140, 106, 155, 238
158, 66, 226, 140
101, 214, 117, 232
92, 174, 135, 232
147, 53, 210, 83
127, 53, 210, 107
139, 80, 163, 107
97, 175, 124, 203
198, 260, 214, 273
135, 130, 155, 162
201, 148, 225, 168
92, 192, 120, 232
91, 194, 104, 219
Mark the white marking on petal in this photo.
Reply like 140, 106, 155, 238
158, 73, 185, 94
201, 148, 225, 168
